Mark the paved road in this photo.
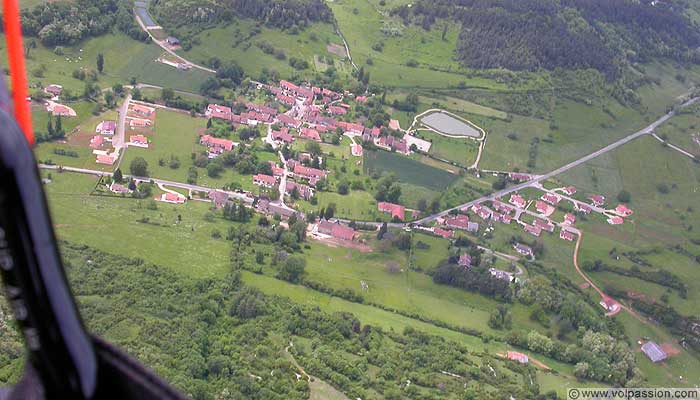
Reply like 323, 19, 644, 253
38, 164, 254, 204
113, 93, 132, 150
651, 133, 698, 159
411, 97, 699, 226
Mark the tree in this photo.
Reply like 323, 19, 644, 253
337, 182, 349, 195
277, 256, 306, 283
161, 88, 175, 102
112, 168, 123, 183
617, 190, 631, 203
132, 87, 142, 101
324, 203, 336, 219
96, 53, 104, 73
104, 90, 115, 108
207, 162, 223, 178
130, 157, 148, 177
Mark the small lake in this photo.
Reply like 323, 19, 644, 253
421, 112, 481, 137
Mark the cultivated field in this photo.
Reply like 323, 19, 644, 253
363, 150, 458, 190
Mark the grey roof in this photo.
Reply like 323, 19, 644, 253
641, 341, 667, 363
466, 222, 479, 232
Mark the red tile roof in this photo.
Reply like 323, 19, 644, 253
378, 202, 405, 220
200, 135, 235, 151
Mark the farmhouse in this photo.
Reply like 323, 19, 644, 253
378, 202, 405, 221
445, 214, 470, 230
562, 186, 577, 195
300, 128, 321, 142
89, 135, 104, 149
317, 220, 356, 241
509, 194, 527, 208
514, 243, 533, 257
256, 199, 304, 220
599, 297, 620, 313
541, 193, 561, 205
589, 194, 605, 206
253, 174, 277, 188
559, 229, 576, 242
132, 104, 155, 116
206, 104, 232, 120
506, 352, 529, 364
641, 341, 668, 363
96, 120, 116, 135
47, 103, 76, 117
524, 225, 542, 237
272, 128, 295, 144
110, 183, 130, 194
433, 227, 453, 238
285, 181, 314, 200
508, 173, 531, 182
160, 193, 186, 204
458, 253, 472, 268
615, 204, 633, 217
607, 216, 624, 225
351, 144, 363, 157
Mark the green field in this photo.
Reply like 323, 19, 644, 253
178, 19, 352, 81
415, 130, 480, 167
363, 150, 458, 190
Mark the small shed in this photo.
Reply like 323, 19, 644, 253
641, 341, 667, 363
166, 37, 180, 46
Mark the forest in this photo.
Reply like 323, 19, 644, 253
393, 0, 700, 77
148, 0, 333, 31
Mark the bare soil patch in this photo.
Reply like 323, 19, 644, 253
327, 43, 346, 57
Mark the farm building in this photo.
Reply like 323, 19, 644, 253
47, 103, 76, 117
96, 154, 116, 165
506, 352, 529, 364
514, 243, 533, 257
599, 297, 620, 313
607, 216, 624, 225
615, 204, 633, 216
458, 253, 472, 268
253, 174, 277, 188
285, 181, 314, 200
160, 193, 186, 204
445, 214, 470, 230
378, 202, 405, 221
559, 229, 576, 242
166, 37, 180, 46
317, 220, 356, 241
89, 135, 104, 149
402, 134, 432, 153
208, 190, 230, 208
641, 341, 667, 363
206, 104, 232, 120
132, 104, 155, 116
433, 227, 453, 238
351, 144, 363, 157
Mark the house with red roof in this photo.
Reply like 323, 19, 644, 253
524, 225, 542, 237
200, 135, 236, 153
589, 194, 605, 206
574, 202, 592, 214
351, 144, 363, 157
508, 172, 531, 182
272, 128, 294, 144
129, 118, 151, 128
541, 193, 561, 205
562, 186, 577, 196
356, 95, 367, 103
253, 174, 277, 188
89, 135, 104, 149
131, 104, 154, 116
607, 216, 624, 225
378, 202, 405, 221
509, 194, 527, 208
615, 204, 633, 217
445, 214, 469, 230
246, 102, 277, 115
96, 154, 116, 165
458, 253, 472, 268
560, 229, 576, 242
534, 219, 554, 232
318, 220, 356, 241
471, 204, 492, 220
300, 127, 321, 142
492, 201, 513, 214
276, 93, 296, 106
328, 105, 347, 116
564, 213, 576, 225
433, 227, 453, 238
96, 120, 116, 135
129, 135, 148, 148
506, 352, 529, 364
285, 181, 314, 200
277, 114, 301, 128
47, 103, 77, 117
206, 104, 232, 120
499, 214, 513, 224
535, 200, 550, 214
270, 163, 285, 177
160, 192, 186, 204
600, 297, 620, 313
293, 164, 328, 185
370, 126, 381, 138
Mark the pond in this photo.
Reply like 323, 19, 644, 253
421, 111, 481, 137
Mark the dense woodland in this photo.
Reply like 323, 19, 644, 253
149, 0, 332, 31
0, 243, 555, 399
393, 0, 700, 77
